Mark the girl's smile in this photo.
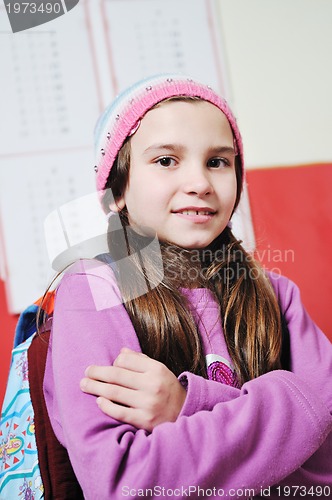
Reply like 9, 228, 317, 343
171, 206, 216, 223
112, 99, 237, 249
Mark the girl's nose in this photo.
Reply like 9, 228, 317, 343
182, 166, 214, 196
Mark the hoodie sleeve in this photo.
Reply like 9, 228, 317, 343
44, 264, 332, 500
267, 273, 332, 490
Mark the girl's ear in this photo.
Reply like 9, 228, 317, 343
109, 195, 125, 213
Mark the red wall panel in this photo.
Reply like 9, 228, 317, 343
0, 280, 18, 405
247, 163, 332, 340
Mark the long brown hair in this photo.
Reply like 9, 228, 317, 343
102, 97, 283, 385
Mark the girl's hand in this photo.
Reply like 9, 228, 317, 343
80, 348, 187, 432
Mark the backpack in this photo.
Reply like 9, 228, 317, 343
0, 292, 83, 499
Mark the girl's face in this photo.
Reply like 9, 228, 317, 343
113, 100, 237, 249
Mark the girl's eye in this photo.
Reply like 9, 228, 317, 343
156, 157, 176, 168
207, 157, 230, 169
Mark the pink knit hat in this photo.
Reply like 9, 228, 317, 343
94, 74, 244, 207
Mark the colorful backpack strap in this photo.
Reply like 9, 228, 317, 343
0, 334, 42, 498
13, 304, 39, 348
13, 291, 55, 348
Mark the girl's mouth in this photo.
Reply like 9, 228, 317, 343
176, 210, 214, 216
172, 208, 216, 223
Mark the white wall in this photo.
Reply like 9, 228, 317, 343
218, 0, 332, 168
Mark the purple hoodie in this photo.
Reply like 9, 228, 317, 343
43, 259, 332, 499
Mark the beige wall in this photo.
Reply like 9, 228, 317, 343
218, 0, 332, 168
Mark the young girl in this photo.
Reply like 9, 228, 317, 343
44, 75, 332, 499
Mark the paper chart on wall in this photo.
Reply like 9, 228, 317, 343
0, 0, 254, 313
0, 3, 101, 156
0, 151, 99, 313
92, 0, 231, 101
0, 1, 101, 313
